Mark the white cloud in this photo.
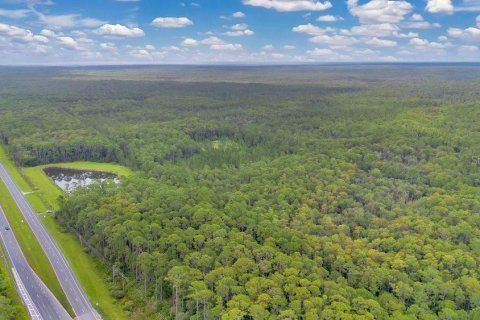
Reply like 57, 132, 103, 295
0, 23, 48, 43
231, 23, 249, 31
292, 23, 329, 35
182, 38, 199, 46
152, 17, 193, 28
403, 14, 441, 29
459, 44, 478, 53
347, 0, 413, 24
80, 18, 107, 28
0, 9, 30, 19
348, 23, 398, 37
243, 0, 332, 12
224, 23, 254, 36
283, 45, 296, 49
224, 30, 254, 36
40, 29, 57, 38
364, 37, 397, 47
201, 36, 225, 45
95, 24, 145, 37
309, 34, 358, 46
393, 31, 419, 38
263, 44, 274, 50
210, 43, 242, 51
306, 48, 334, 56
317, 15, 343, 22
233, 11, 246, 18
448, 26, 480, 40
220, 11, 246, 19
29, 7, 106, 29
477, 15, 480, 27
57, 36, 83, 50
409, 37, 447, 49
129, 49, 152, 59
426, 0, 454, 14
100, 42, 117, 51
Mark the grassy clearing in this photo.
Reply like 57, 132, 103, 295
21, 161, 132, 320
23, 162, 132, 212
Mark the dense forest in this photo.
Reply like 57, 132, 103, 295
1, 65, 480, 319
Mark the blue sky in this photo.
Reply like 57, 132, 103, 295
0, 0, 479, 64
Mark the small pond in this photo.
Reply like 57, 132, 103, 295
43, 167, 120, 194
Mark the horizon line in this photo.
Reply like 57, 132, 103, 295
1, 61, 480, 68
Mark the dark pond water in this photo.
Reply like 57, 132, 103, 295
43, 167, 120, 193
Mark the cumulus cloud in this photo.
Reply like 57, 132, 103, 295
95, 24, 145, 37
0, 23, 48, 43
306, 48, 334, 56
181, 38, 199, 46
283, 45, 296, 49
309, 34, 358, 47
100, 42, 117, 52
221, 11, 246, 19
57, 36, 83, 50
403, 14, 441, 29
426, 0, 454, 14
152, 17, 193, 28
448, 26, 480, 40
409, 37, 447, 49
243, 0, 332, 12
40, 29, 57, 38
201, 36, 225, 45
292, 23, 330, 35
347, 0, 413, 24
458, 44, 478, 53
233, 11, 246, 18
210, 43, 242, 51
129, 49, 152, 59
180, 36, 242, 51
364, 37, 397, 47
317, 15, 343, 22
224, 23, 254, 36
348, 23, 398, 37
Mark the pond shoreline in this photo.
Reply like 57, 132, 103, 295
43, 167, 119, 194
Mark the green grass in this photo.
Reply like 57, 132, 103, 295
21, 161, 132, 320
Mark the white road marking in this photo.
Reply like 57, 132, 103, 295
11, 267, 43, 320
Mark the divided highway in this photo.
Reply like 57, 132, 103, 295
0, 163, 101, 320
0, 205, 71, 320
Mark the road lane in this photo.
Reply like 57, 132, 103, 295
0, 163, 101, 320
0, 205, 72, 320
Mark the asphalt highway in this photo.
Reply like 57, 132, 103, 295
0, 163, 101, 320
0, 205, 72, 320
